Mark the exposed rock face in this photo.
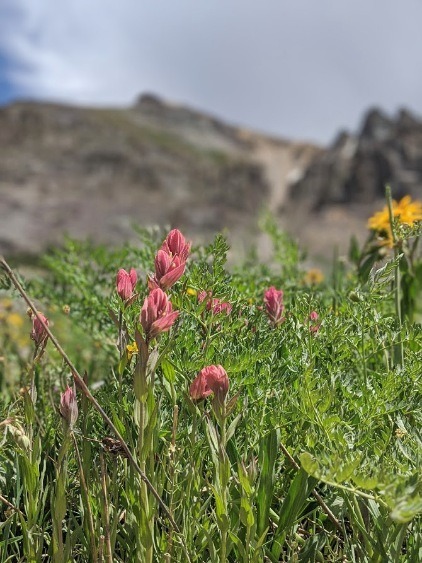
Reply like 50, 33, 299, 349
289, 107, 422, 210
281, 107, 422, 259
0, 95, 320, 258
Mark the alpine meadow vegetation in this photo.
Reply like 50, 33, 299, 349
0, 189, 421, 562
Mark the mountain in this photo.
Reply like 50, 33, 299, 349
282, 107, 422, 258
0, 95, 421, 262
0, 94, 319, 260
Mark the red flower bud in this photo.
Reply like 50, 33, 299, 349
198, 290, 232, 315
189, 365, 229, 403
30, 312, 49, 347
140, 288, 179, 341
263, 287, 285, 326
116, 268, 137, 301
309, 311, 320, 334
152, 250, 186, 290
59, 386, 78, 428
161, 229, 191, 262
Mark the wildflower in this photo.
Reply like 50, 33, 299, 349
367, 195, 422, 247
303, 268, 324, 285
140, 288, 179, 341
198, 290, 232, 315
30, 312, 49, 347
126, 341, 138, 359
6, 313, 24, 328
189, 365, 229, 403
161, 228, 191, 262
0, 298, 13, 311
395, 195, 422, 225
150, 250, 186, 291
59, 386, 79, 429
62, 304, 71, 315
263, 287, 285, 326
149, 229, 191, 290
116, 268, 137, 302
186, 287, 197, 297
309, 311, 320, 334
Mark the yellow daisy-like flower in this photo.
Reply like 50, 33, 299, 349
395, 195, 422, 225
367, 195, 422, 247
303, 268, 324, 286
126, 341, 138, 359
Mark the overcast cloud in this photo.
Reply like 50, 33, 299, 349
0, 0, 421, 143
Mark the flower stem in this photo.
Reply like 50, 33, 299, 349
386, 185, 404, 368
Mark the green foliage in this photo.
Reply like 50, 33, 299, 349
0, 220, 421, 562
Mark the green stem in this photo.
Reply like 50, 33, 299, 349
73, 435, 97, 561
53, 431, 71, 563
361, 306, 368, 389
386, 185, 404, 368
219, 408, 228, 563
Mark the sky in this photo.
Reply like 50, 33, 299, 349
0, 0, 421, 144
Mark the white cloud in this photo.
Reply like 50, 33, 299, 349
1, 0, 422, 142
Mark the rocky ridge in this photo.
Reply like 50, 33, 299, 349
283, 107, 422, 257
0, 96, 421, 261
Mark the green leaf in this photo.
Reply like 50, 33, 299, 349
272, 468, 317, 558
299, 452, 320, 477
161, 358, 175, 383
226, 413, 242, 443
256, 428, 280, 537
390, 497, 422, 523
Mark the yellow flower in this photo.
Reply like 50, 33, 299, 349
367, 207, 391, 233
367, 195, 422, 247
186, 287, 197, 297
0, 298, 13, 311
6, 313, 24, 328
126, 341, 138, 359
303, 268, 324, 285
395, 195, 422, 226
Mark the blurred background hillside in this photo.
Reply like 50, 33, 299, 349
1, 1, 421, 263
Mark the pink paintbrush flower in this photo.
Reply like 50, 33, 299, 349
140, 288, 179, 341
30, 312, 49, 347
189, 365, 229, 403
309, 311, 321, 334
59, 386, 79, 429
198, 290, 232, 315
263, 286, 285, 326
151, 250, 186, 291
161, 229, 191, 262
116, 268, 137, 301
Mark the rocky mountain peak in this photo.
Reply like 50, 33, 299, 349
289, 105, 422, 209
360, 107, 394, 142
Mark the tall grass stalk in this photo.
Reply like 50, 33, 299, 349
385, 185, 405, 367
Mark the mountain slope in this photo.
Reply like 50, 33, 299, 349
0, 94, 320, 258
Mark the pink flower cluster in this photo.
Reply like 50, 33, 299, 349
149, 229, 191, 291
198, 290, 232, 316
263, 286, 285, 326
115, 230, 190, 344
189, 365, 229, 403
140, 288, 179, 342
